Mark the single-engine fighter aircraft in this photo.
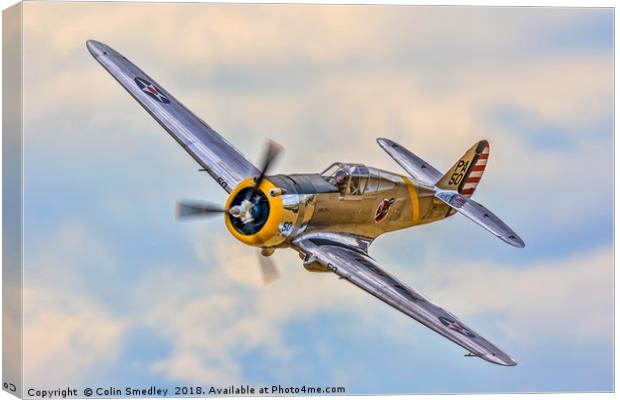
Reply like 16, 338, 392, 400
87, 40, 524, 367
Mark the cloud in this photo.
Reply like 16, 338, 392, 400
21, 224, 128, 387
22, 4, 612, 141
24, 224, 117, 292
387, 246, 613, 345
22, 4, 610, 71
23, 287, 127, 387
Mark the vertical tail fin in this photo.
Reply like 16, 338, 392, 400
437, 140, 489, 198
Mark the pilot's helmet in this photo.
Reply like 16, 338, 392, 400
335, 170, 348, 186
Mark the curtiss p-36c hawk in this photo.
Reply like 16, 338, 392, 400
87, 40, 524, 367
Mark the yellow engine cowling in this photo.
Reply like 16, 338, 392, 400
224, 177, 296, 248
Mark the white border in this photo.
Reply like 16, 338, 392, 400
0, 1, 615, 400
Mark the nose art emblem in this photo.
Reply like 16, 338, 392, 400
374, 198, 395, 223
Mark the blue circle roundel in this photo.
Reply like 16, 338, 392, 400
134, 77, 170, 104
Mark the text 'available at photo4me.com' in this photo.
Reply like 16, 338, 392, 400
25, 384, 347, 398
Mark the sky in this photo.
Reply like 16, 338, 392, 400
13, 2, 613, 394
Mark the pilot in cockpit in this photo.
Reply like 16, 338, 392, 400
334, 170, 348, 189
322, 164, 350, 193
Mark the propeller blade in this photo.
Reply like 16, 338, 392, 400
253, 139, 283, 190
257, 250, 280, 285
176, 201, 226, 219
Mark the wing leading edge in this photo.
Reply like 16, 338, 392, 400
87, 40, 259, 193
294, 236, 517, 366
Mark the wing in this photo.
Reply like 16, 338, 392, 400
294, 236, 517, 366
87, 40, 259, 193
377, 138, 443, 187
435, 191, 525, 248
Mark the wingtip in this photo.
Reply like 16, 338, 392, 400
503, 356, 518, 366
86, 39, 106, 58
501, 354, 518, 366
376, 137, 394, 147
86, 39, 97, 53
85, 40, 121, 60
480, 352, 518, 367
499, 360, 518, 367
506, 235, 526, 248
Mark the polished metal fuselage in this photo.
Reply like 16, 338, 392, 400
267, 165, 453, 245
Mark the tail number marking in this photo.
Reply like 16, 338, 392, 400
449, 160, 470, 185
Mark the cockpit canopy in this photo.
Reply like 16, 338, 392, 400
321, 163, 370, 196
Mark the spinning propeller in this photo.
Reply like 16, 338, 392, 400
175, 140, 283, 285
253, 139, 283, 191
176, 201, 227, 218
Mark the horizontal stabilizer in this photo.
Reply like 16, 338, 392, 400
435, 191, 525, 248
377, 138, 443, 187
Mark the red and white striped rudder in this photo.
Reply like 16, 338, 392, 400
437, 140, 489, 198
